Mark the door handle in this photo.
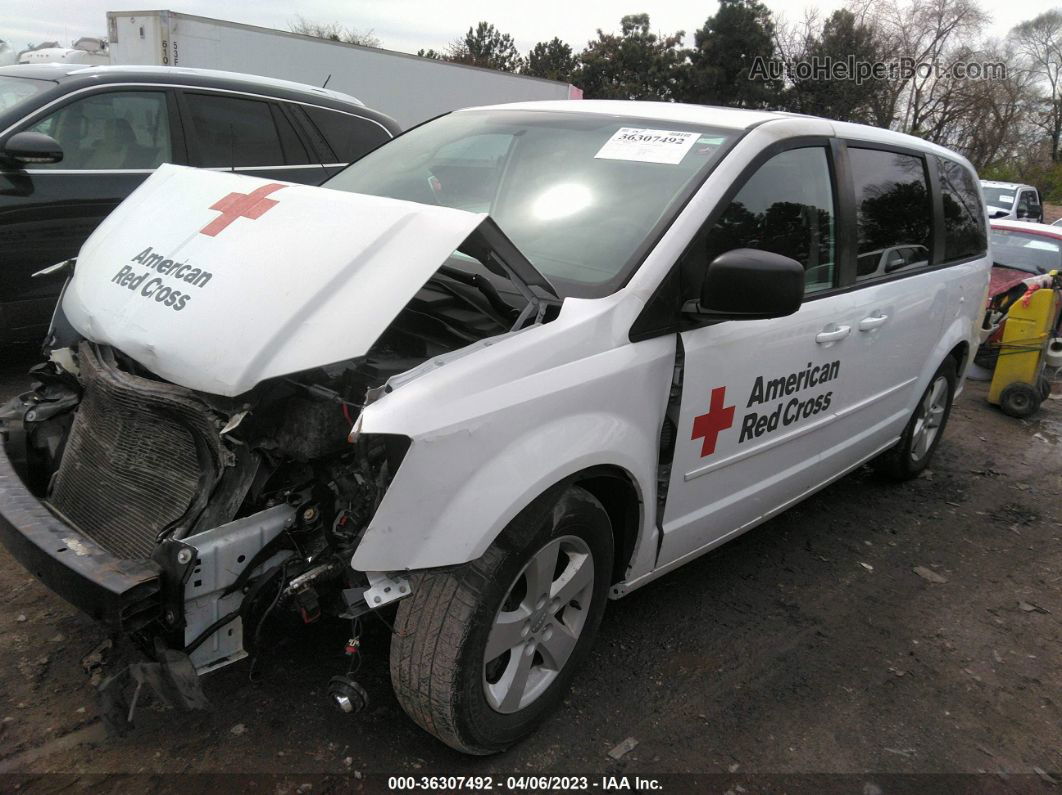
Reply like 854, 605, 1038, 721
815, 324, 851, 344
858, 313, 889, 331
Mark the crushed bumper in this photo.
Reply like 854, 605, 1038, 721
0, 442, 161, 631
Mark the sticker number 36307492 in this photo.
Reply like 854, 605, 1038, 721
595, 127, 700, 165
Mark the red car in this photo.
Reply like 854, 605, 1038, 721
979, 220, 1062, 367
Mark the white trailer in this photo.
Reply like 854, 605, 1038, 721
106, 10, 581, 128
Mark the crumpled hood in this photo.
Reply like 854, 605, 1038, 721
63, 164, 490, 396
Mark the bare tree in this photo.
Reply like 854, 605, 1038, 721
289, 15, 380, 48
1010, 10, 1062, 161
851, 0, 989, 134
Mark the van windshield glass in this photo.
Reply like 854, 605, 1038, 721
982, 186, 1017, 210
0, 76, 50, 115
324, 110, 734, 297
990, 228, 1062, 274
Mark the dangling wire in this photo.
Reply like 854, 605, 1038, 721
248, 560, 290, 682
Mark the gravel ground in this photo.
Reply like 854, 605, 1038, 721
0, 347, 1058, 793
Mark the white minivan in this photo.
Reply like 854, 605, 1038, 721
0, 101, 990, 753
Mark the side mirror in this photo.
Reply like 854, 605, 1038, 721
689, 248, 805, 320
884, 251, 907, 272
1, 132, 64, 166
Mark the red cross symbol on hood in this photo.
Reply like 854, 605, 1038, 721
200, 183, 286, 237
691, 386, 735, 457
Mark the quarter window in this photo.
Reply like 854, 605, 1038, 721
303, 106, 390, 163
696, 147, 836, 295
938, 159, 987, 261
849, 148, 932, 281
27, 90, 171, 170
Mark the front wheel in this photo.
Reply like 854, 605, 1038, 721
873, 358, 956, 480
390, 485, 613, 754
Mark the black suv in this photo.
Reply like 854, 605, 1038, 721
0, 64, 400, 344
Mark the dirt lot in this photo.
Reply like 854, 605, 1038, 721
0, 345, 1058, 792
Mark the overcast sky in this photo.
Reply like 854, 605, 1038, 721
2, 0, 1056, 56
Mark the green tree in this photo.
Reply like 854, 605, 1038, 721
525, 37, 579, 83
784, 10, 886, 122
685, 0, 781, 108
448, 22, 524, 72
578, 13, 686, 100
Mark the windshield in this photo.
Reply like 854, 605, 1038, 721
0, 75, 51, 115
990, 227, 1061, 274
982, 186, 1017, 210
323, 110, 734, 297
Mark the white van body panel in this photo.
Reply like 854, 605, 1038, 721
351, 292, 671, 575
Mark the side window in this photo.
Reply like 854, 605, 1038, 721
849, 148, 932, 282
1017, 190, 1030, 215
184, 93, 286, 168
938, 158, 987, 261
689, 147, 836, 296
303, 106, 390, 163
26, 90, 171, 170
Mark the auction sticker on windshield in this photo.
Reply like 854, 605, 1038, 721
595, 127, 699, 164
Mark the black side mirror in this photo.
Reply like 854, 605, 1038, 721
688, 248, 805, 320
1, 132, 64, 166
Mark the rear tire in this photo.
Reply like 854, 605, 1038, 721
873, 358, 956, 480
389, 484, 613, 754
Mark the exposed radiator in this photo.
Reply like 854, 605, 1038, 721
49, 344, 222, 560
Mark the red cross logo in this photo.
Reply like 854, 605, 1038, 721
200, 183, 286, 237
691, 386, 735, 457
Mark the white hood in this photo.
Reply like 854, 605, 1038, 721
63, 165, 490, 396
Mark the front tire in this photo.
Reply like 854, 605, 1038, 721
874, 358, 956, 480
390, 485, 613, 754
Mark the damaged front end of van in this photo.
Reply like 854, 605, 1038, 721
0, 165, 559, 719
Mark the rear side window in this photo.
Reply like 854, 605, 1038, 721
695, 147, 836, 295
185, 93, 288, 168
304, 106, 390, 163
938, 159, 987, 261
849, 148, 932, 282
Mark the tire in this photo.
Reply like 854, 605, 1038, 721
1037, 376, 1052, 402
873, 358, 956, 480
1000, 382, 1041, 418
390, 484, 613, 754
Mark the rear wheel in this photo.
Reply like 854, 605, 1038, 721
874, 358, 956, 480
390, 485, 613, 754
1000, 382, 1041, 418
